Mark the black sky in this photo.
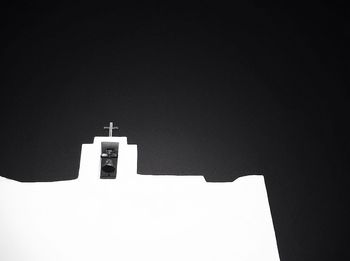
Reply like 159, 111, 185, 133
1, 3, 348, 260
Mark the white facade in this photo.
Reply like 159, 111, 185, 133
0, 137, 280, 261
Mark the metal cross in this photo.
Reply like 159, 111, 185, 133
104, 122, 119, 137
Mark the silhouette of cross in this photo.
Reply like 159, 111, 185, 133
104, 122, 119, 137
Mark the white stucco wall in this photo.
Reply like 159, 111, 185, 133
0, 137, 280, 261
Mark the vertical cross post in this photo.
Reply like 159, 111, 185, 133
104, 122, 119, 137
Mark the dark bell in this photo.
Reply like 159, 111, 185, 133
102, 159, 116, 173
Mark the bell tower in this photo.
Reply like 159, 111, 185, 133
78, 122, 138, 181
